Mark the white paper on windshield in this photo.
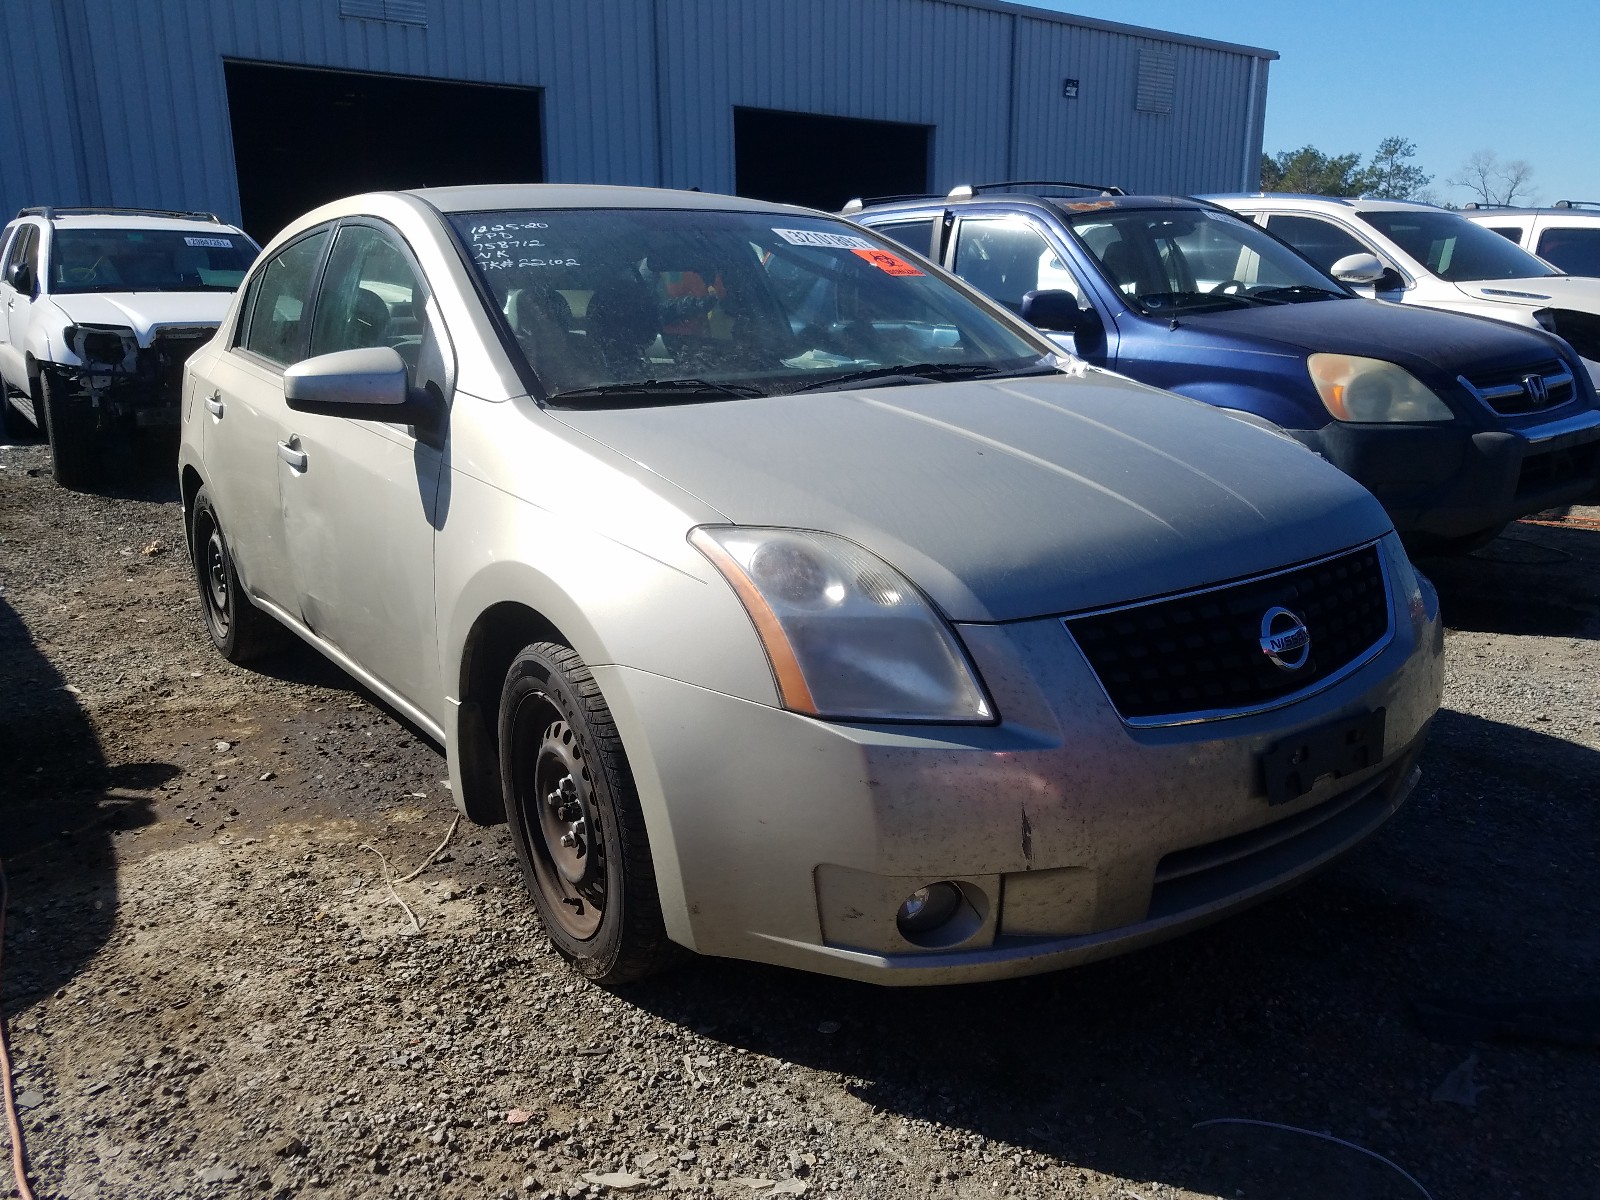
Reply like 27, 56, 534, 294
772, 228, 874, 250
184, 236, 234, 248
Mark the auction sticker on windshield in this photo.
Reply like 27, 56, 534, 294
772, 228, 874, 249
853, 248, 923, 276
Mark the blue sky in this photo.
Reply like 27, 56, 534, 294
1031, 1, 1600, 205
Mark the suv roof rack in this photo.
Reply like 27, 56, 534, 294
1461, 202, 1517, 210
1554, 199, 1600, 209
948, 180, 1125, 199
840, 192, 942, 214
17, 205, 222, 223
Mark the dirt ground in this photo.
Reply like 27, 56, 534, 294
1, 435, 1597, 1200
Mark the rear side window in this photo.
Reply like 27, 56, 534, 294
1266, 214, 1371, 273
239, 231, 331, 366
1482, 225, 1525, 244
1535, 227, 1600, 277
867, 217, 940, 259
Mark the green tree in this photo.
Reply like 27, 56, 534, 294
1364, 136, 1433, 200
1259, 145, 1370, 196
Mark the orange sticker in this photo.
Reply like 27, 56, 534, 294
852, 248, 924, 276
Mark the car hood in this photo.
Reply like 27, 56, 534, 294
1179, 296, 1559, 375
552, 371, 1390, 622
47, 291, 232, 345
1451, 274, 1600, 313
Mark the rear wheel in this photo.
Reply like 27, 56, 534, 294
189, 486, 287, 662
39, 372, 95, 489
500, 641, 678, 985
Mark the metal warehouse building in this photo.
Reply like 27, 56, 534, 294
1, 0, 1275, 242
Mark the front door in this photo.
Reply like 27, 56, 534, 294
278, 221, 451, 721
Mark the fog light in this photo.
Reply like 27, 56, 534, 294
896, 882, 962, 936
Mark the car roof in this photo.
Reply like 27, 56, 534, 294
1202, 193, 1455, 213
851, 192, 1210, 219
13, 207, 240, 233
407, 183, 816, 216
1461, 203, 1600, 219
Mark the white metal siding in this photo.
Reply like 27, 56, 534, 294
0, 0, 1273, 223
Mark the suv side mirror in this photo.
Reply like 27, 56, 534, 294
6, 260, 34, 295
1329, 253, 1388, 286
1019, 289, 1087, 333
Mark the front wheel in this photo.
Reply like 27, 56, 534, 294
500, 641, 677, 985
39, 372, 96, 489
189, 485, 288, 662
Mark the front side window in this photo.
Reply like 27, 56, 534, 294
239, 231, 331, 367
1358, 210, 1557, 282
1535, 227, 1600, 277
49, 228, 254, 293
1264, 214, 1373, 274
310, 224, 432, 387
1066, 207, 1348, 315
952, 218, 1082, 312
449, 208, 1051, 402
4, 225, 40, 291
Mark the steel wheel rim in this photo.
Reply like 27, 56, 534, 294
513, 697, 606, 940
201, 521, 231, 637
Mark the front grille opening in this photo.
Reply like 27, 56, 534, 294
1065, 545, 1390, 723
1149, 753, 1414, 920
1517, 441, 1600, 498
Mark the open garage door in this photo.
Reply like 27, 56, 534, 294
224, 61, 543, 243
734, 108, 930, 213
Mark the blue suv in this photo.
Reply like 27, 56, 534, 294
847, 184, 1600, 550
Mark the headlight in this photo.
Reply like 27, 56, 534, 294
1380, 532, 1428, 631
1307, 354, 1453, 423
64, 324, 136, 368
690, 526, 993, 722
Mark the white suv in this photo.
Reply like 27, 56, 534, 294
1207, 194, 1600, 387
0, 206, 258, 488
1461, 201, 1600, 278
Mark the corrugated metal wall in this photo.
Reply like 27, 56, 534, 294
0, 0, 1272, 226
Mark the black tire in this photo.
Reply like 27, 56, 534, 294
189, 485, 287, 663
499, 641, 678, 985
39, 372, 96, 489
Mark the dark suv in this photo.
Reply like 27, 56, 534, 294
847, 183, 1600, 549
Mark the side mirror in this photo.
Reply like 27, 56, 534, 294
284, 346, 433, 429
1329, 253, 1388, 286
6, 260, 34, 295
1019, 289, 1087, 333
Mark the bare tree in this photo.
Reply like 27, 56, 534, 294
1448, 150, 1538, 206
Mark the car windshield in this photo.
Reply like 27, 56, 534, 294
49, 228, 254, 293
448, 208, 1053, 402
1359, 210, 1558, 282
1063, 205, 1350, 315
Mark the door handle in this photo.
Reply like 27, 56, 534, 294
277, 440, 307, 471
204, 394, 224, 418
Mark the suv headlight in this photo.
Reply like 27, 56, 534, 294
64, 324, 136, 368
1307, 354, 1453, 423
691, 526, 993, 722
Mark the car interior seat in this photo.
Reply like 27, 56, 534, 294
583, 277, 661, 373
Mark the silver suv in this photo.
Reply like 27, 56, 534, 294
0, 206, 257, 487
1461, 201, 1600, 278
179, 184, 1443, 985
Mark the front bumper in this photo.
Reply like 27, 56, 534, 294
595, 572, 1444, 985
1308, 408, 1600, 540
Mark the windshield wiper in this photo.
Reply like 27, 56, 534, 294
545, 378, 767, 406
791, 361, 1056, 393
1249, 284, 1345, 302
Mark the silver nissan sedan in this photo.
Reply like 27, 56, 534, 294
178, 184, 1444, 985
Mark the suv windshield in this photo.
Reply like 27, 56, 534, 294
449, 208, 1052, 402
50, 228, 254, 294
1359, 210, 1558, 282
1064, 206, 1349, 315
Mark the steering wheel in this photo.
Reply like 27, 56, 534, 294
61, 256, 111, 285
1209, 279, 1249, 295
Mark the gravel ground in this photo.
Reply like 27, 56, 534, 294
1, 435, 1597, 1200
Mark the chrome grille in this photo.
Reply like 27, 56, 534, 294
1459, 360, 1575, 415
1064, 544, 1392, 726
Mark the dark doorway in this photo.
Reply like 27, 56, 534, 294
224, 61, 543, 242
734, 108, 930, 212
